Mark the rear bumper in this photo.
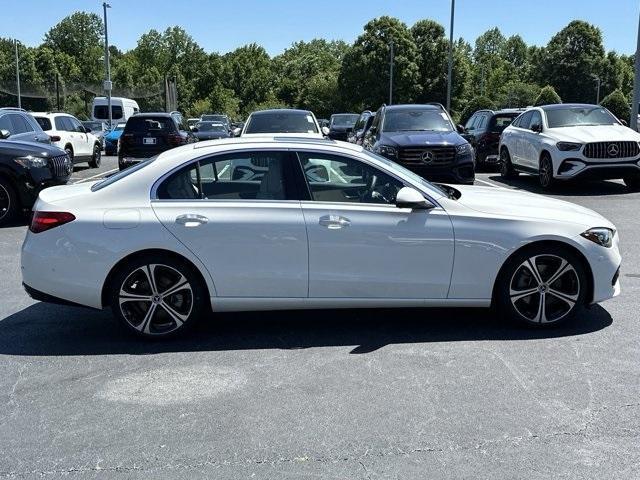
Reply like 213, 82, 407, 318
23, 283, 96, 309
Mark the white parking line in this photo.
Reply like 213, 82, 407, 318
72, 168, 118, 184
475, 177, 509, 190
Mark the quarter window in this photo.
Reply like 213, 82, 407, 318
298, 152, 403, 205
157, 151, 290, 201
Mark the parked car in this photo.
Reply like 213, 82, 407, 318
201, 114, 230, 132
192, 121, 230, 141
82, 121, 109, 148
118, 113, 195, 170
499, 103, 640, 189
363, 103, 474, 184
328, 113, 359, 141
318, 118, 330, 129
0, 137, 71, 225
0, 107, 50, 145
91, 97, 139, 124
104, 123, 125, 156
462, 109, 523, 169
242, 109, 328, 138
33, 112, 102, 168
348, 110, 375, 145
21, 137, 620, 339
186, 118, 200, 130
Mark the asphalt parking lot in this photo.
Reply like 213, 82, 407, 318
0, 157, 638, 479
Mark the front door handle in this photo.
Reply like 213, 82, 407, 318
175, 214, 208, 227
319, 215, 351, 229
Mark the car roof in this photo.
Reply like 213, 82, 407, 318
250, 109, 312, 116
540, 103, 599, 111
132, 112, 172, 118
32, 112, 73, 117
384, 104, 441, 111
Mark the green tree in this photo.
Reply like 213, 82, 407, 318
534, 85, 562, 105
223, 43, 274, 116
411, 20, 448, 103
600, 89, 629, 121
497, 81, 540, 108
460, 96, 496, 125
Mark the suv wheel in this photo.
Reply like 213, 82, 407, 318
623, 175, 640, 191
110, 255, 207, 339
499, 148, 518, 178
65, 146, 74, 165
539, 153, 555, 190
89, 143, 101, 168
0, 178, 18, 226
496, 246, 587, 327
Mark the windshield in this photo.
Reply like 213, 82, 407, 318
361, 149, 445, 199
383, 109, 453, 132
201, 115, 228, 124
196, 122, 226, 132
245, 112, 318, 134
545, 106, 620, 128
330, 114, 359, 127
91, 157, 156, 191
83, 122, 103, 130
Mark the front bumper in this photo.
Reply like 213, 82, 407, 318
555, 157, 640, 181
576, 232, 622, 304
387, 152, 475, 184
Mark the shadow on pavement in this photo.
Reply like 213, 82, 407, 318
0, 301, 613, 356
486, 174, 633, 197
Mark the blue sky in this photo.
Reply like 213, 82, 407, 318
5, 0, 639, 55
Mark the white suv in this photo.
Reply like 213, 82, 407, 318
499, 104, 640, 190
33, 112, 102, 169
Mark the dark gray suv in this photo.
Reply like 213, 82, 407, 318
0, 108, 51, 145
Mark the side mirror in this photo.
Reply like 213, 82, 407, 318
395, 187, 435, 210
457, 124, 466, 134
621, 119, 628, 127
321, 126, 330, 136
531, 123, 542, 133
232, 127, 241, 137
0, 129, 10, 139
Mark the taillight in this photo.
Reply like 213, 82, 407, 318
49, 135, 61, 142
168, 133, 185, 146
29, 211, 76, 234
122, 133, 134, 144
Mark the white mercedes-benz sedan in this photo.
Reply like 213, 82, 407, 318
21, 137, 621, 338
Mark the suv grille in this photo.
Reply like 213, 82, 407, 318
584, 141, 639, 159
50, 154, 72, 178
398, 146, 457, 166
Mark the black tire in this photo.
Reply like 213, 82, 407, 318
65, 146, 74, 165
539, 153, 555, 190
0, 177, 19, 226
89, 143, 101, 168
109, 254, 207, 339
500, 148, 518, 178
495, 245, 587, 328
623, 175, 640, 191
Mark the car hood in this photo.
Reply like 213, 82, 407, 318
454, 184, 614, 229
241, 132, 324, 138
0, 139, 64, 157
548, 125, 640, 143
381, 130, 464, 147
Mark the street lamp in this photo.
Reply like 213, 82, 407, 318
446, 0, 455, 113
14, 40, 21, 109
591, 74, 601, 104
389, 41, 394, 105
102, 2, 113, 129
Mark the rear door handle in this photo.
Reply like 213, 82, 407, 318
175, 214, 208, 227
319, 215, 351, 229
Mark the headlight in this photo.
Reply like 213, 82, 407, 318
378, 145, 397, 158
456, 143, 473, 155
14, 156, 48, 168
581, 227, 615, 248
556, 142, 583, 151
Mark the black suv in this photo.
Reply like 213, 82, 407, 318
327, 113, 359, 141
348, 110, 375, 146
0, 137, 72, 225
118, 113, 195, 170
363, 104, 474, 184
0, 107, 51, 145
462, 109, 523, 169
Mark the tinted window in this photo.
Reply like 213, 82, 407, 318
530, 111, 542, 128
35, 116, 53, 131
245, 112, 318, 134
157, 151, 289, 200
382, 109, 453, 132
0, 114, 12, 133
125, 117, 176, 133
298, 152, 403, 205
9, 114, 33, 134
476, 115, 488, 130
464, 114, 478, 130
330, 114, 359, 127
94, 105, 123, 120
196, 122, 226, 132
69, 117, 84, 132
516, 111, 534, 129
92, 157, 156, 191
490, 114, 518, 131
545, 106, 619, 128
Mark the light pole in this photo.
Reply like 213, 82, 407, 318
632, 5, 640, 131
389, 40, 394, 105
446, 0, 455, 113
14, 40, 21, 109
592, 74, 601, 104
102, 2, 113, 129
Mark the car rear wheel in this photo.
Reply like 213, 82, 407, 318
65, 146, 74, 165
496, 246, 587, 327
110, 255, 207, 339
89, 144, 101, 168
539, 153, 555, 189
499, 148, 518, 178
623, 175, 640, 191
0, 178, 19, 226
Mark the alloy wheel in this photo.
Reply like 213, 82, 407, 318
118, 263, 194, 335
0, 184, 10, 221
93, 146, 101, 167
539, 157, 553, 188
509, 254, 580, 324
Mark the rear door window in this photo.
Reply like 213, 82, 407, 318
9, 114, 34, 134
516, 111, 533, 129
35, 117, 52, 131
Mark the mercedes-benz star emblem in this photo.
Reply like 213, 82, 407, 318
608, 143, 619, 157
421, 151, 435, 164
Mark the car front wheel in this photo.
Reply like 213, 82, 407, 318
89, 144, 101, 168
500, 148, 518, 178
496, 246, 587, 327
539, 153, 555, 189
110, 255, 207, 338
0, 178, 18, 226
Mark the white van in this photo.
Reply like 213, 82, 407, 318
91, 97, 140, 124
